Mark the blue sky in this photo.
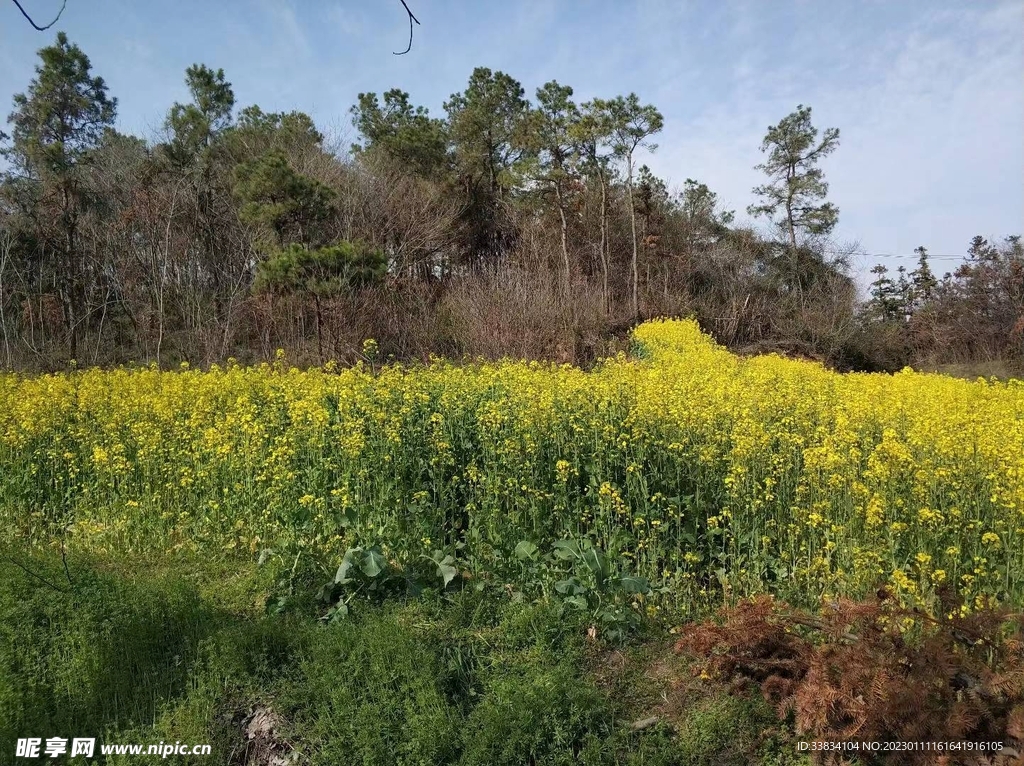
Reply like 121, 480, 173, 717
1, 0, 1021, 284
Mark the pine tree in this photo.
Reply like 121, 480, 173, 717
868, 264, 901, 322
910, 246, 937, 310
531, 80, 580, 289
1, 32, 116, 359
606, 94, 663, 318
748, 105, 839, 284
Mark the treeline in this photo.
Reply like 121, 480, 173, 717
862, 238, 1024, 370
0, 33, 1020, 372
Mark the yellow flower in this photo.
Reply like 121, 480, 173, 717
0, 316, 1021, 613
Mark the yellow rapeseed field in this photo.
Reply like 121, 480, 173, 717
1, 319, 1021, 611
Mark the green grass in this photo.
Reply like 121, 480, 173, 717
0, 548, 801, 765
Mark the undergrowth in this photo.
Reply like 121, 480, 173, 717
7, 547, 1019, 765
0, 547, 792, 766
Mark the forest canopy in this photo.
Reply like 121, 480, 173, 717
0, 33, 1020, 373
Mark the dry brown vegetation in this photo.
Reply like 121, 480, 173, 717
675, 593, 1024, 765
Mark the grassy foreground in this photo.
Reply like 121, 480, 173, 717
0, 550, 799, 765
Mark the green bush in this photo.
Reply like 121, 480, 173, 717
459, 660, 614, 766
287, 604, 463, 766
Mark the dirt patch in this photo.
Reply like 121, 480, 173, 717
230, 705, 300, 766
588, 638, 711, 730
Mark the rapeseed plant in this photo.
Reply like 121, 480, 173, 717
1, 319, 1021, 611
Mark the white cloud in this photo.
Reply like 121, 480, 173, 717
642, 0, 1023, 274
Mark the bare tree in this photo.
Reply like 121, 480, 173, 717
606, 95, 663, 318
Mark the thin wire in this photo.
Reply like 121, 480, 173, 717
765, 246, 1009, 261
829, 251, 977, 261
10, 0, 66, 31
853, 254, 968, 260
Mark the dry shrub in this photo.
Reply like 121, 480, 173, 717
440, 266, 618, 365
228, 268, 625, 369
327, 282, 452, 363
676, 593, 1024, 764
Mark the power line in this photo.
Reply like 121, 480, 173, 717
854, 253, 969, 260
826, 250, 972, 261
10, 0, 66, 31
832, 246, 1023, 261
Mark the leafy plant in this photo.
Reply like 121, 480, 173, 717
317, 544, 463, 622
515, 536, 650, 643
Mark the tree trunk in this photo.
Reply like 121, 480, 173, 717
785, 164, 799, 290
599, 173, 609, 313
555, 182, 570, 294
626, 155, 639, 319
314, 293, 324, 364
60, 184, 81, 361
157, 180, 181, 366
785, 199, 797, 253
0, 233, 11, 369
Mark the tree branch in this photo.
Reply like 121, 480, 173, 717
10, 0, 66, 31
394, 0, 420, 55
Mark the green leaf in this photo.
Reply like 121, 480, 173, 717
552, 539, 581, 560
618, 576, 650, 594
326, 603, 349, 623
564, 595, 589, 610
338, 506, 357, 528
714, 568, 729, 587
317, 582, 338, 603
360, 547, 386, 578
437, 559, 458, 587
266, 595, 289, 615
582, 546, 608, 580
334, 547, 361, 584
554, 577, 580, 595
420, 551, 459, 587
514, 540, 539, 562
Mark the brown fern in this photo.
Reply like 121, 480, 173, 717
675, 593, 1024, 765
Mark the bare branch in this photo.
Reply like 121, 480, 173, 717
3, 555, 69, 593
10, 0, 66, 31
394, 0, 420, 55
